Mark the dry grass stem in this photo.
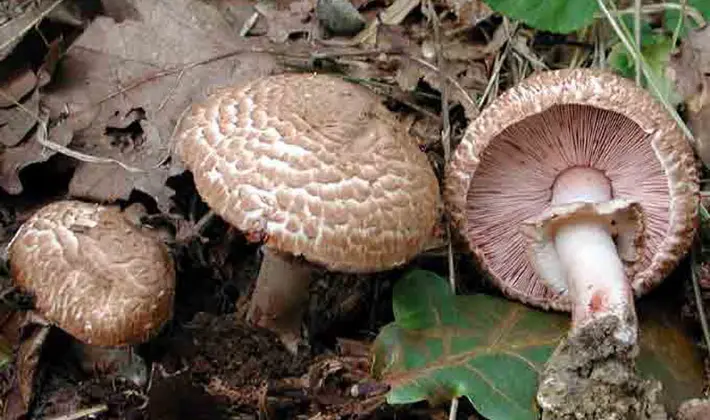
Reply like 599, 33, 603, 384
634, 0, 641, 86
606, 2, 705, 27
44, 404, 109, 420
478, 20, 518, 108
691, 247, 710, 354
597, 0, 695, 144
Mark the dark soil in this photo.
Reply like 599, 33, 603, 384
5, 3, 706, 419
0, 156, 489, 419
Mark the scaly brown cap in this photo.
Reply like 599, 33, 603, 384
8, 200, 175, 346
175, 72, 440, 272
444, 68, 699, 311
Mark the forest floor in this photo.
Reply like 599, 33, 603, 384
1, 0, 710, 419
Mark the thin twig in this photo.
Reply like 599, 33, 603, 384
448, 396, 459, 420
601, 2, 705, 27
424, 0, 451, 162
1, 46, 383, 173
72, 45, 475, 124
44, 404, 109, 420
92, 46, 389, 107
406, 55, 478, 114
0, 0, 66, 53
445, 226, 456, 293
478, 20, 518, 108
671, 0, 687, 49
157, 68, 185, 113
240, 12, 260, 37
423, 1, 457, 417
340, 76, 442, 122
691, 246, 710, 353
594, 21, 607, 69
634, 0, 641, 85
569, 26, 591, 69
0, 89, 148, 172
2, 44, 477, 175
193, 210, 216, 234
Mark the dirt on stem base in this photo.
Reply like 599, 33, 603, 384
537, 315, 667, 420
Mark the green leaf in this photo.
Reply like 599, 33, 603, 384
618, 14, 655, 41
372, 270, 705, 419
482, 0, 599, 33
664, 0, 710, 39
607, 33, 681, 106
371, 270, 569, 420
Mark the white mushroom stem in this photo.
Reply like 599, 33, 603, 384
551, 167, 637, 344
247, 247, 313, 354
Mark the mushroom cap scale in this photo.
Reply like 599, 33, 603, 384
444, 69, 699, 311
8, 200, 175, 346
175, 72, 440, 272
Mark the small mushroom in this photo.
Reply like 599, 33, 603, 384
8, 200, 176, 347
175, 72, 440, 352
677, 398, 710, 420
445, 69, 698, 413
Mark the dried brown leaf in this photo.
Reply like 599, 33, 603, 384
394, 62, 422, 91
45, 1, 86, 27
0, 108, 67, 195
99, 0, 140, 22
209, 0, 268, 34
1, 39, 61, 151
0, 0, 65, 61
37, 37, 64, 88
42, 0, 283, 210
444, 0, 491, 27
254, 0, 315, 43
69, 162, 172, 211
352, 0, 421, 46
0, 90, 40, 148
3, 313, 50, 420
395, 58, 483, 119
388, 18, 496, 120
0, 68, 37, 108
668, 26, 710, 167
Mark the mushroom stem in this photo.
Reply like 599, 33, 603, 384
554, 222, 636, 342
247, 247, 313, 354
551, 167, 637, 343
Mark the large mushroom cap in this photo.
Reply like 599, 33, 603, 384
175, 72, 440, 272
8, 200, 175, 346
445, 68, 699, 311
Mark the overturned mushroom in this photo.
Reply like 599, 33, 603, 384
445, 69, 698, 416
7, 200, 175, 379
174, 72, 440, 353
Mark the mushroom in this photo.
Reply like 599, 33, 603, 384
444, 69, 698, 413
174, 72, 440, 352
8, 200, 176, 347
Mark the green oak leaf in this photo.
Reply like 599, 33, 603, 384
372, 270, 704, 419
371, 269, 569, 420
482, 0, 599, 34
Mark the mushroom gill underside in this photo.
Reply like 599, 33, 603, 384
461, 99, 688, 419
465, 103, 671, 311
